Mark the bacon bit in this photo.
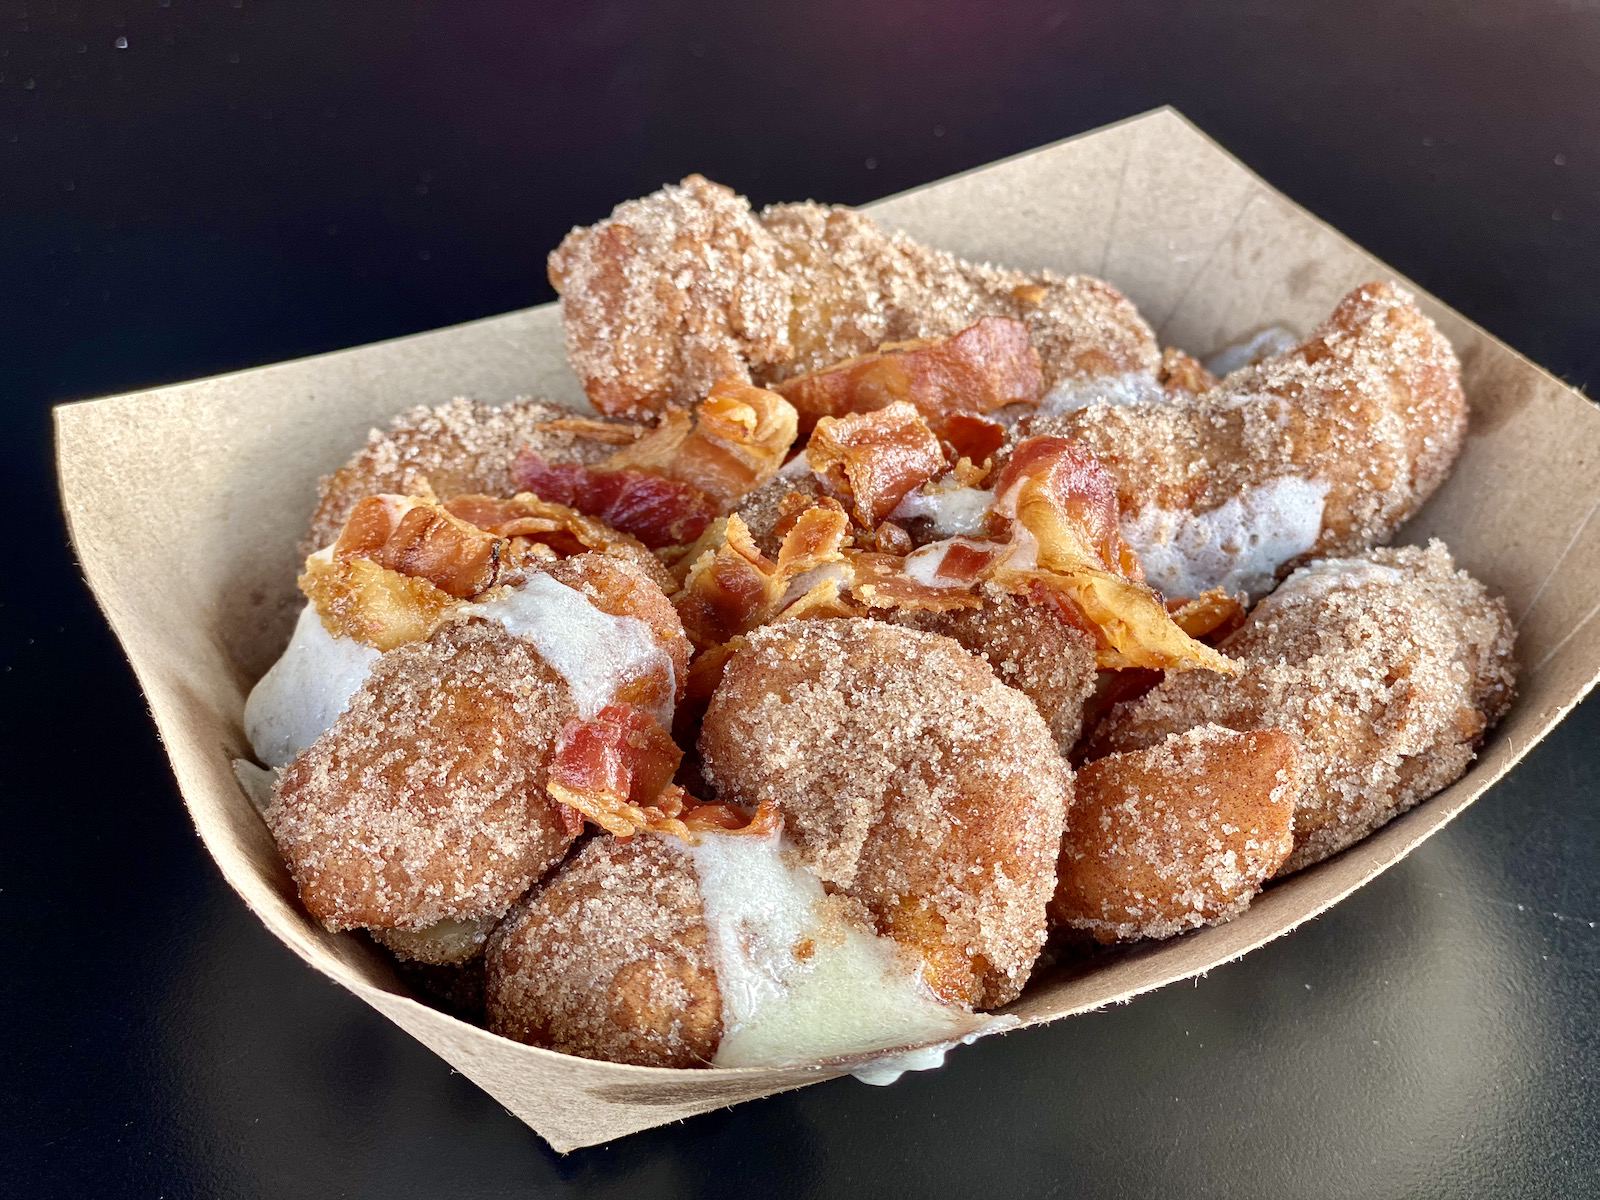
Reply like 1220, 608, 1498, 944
509, 453, 717, 548
1157, 346, 1218, 395
775, 316, 1045, 432
554, 802, 587, 839
513, 382, 798, 546
545, 703, 690, 839
1167, 588, 1247, 642
335, 495, 505, 599
299, 553, 459, 650
531, 416, 645, 445
443, 491, 652, 558
848, 550, 982, 613
673, 503, 855, 649
681, 797, 782, 837
1012, 282, 1050, 307
874, 520, 914, 556
941, 414, 1006, 467
935, 541, 1000, 583
807, 402, 948, 528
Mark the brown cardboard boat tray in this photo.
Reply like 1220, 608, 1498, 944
54, 107, 1600, 1151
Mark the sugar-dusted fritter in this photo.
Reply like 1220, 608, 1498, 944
758, 200, 1159, 390
303, 397, 636, 556
1050, 725, 1300, 943
487, 834, 723, 1068
266, 618, 580, 932
547, 175, 795, 419
885, 587, 1098, 751
547, 176, 1161, 420
1090, 542, 1516, 873
1021, 282, 1467, 599
698, 619, 1072, 1008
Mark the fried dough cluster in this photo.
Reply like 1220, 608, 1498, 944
244, 175, 1518, 1073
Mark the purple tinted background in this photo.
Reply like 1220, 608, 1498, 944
2, 2, 1597, 1197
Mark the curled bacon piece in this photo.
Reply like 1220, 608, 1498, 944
775, 315, 1043, 433
1167, 588, 1247, 642
336, 494, 504, 598
807, 402, 948, 528
988, 437, 1233, 673
507, 455, 717, 548
512, 381, 799, 548
546, 703, 689, 838
673, 502, 855, 650
299, 554, 459, 651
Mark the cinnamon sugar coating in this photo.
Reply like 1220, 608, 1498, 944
548, 175, 794, 418
885, 587, 1099, 751
1050, 725, 1300, 943
699, 620, 1072, 1009
1022, 282, 1467, 562
266, 619, 579, 931
757, 201, 1159, 388
304, 397, 632, 556
1091, 542, 1516, 873
486, 835, 723, 1068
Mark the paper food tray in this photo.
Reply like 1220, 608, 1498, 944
55, 108, 1600, 1152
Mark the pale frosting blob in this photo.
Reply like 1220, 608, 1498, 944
1204, 326, 1299, 379
1039, 370, 1166, 414
1272, 556, 1407, 603
463, 572, 675, 723
890, 481, 994, 536
1121, 476, 1331, 600
687, 825, 988, 1070
244, 604, 381, 768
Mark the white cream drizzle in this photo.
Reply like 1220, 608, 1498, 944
890, 480, 995, 536
244, 603, 381, 768
1039, 370, 1166, 414
686, 825, 988, 1070
1121, 476, 1330, 600
1272, 556, 1406, 604
1204, 326, 1299, 379
462, 572, 674, 723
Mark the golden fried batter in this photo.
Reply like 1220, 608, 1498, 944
267, 619, 579, 931
548, 175, 794, 418
1090, 542, 1516, 873
1022, 283, 1466, 591
699, 619, 1072, 1008
885, 587, 1098, 751
1050, 726, 1299, 942
486, 835, 723, 1068
304, 397, 634, 556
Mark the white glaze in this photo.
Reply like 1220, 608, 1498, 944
890, 481, 994, 536
244, 604, 381, 768
1121, 476, 1330, 600
1039, 370, 1166, 414
463, 572, 674, 723
1271, 556, 1406, 604
1204, 326, 1299, 379
687, 826, 985, 1069
901, 540, 991, 588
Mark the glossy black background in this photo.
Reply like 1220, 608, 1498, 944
3, 2, 1598, 1196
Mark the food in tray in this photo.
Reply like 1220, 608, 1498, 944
240, 176, 1516, 1074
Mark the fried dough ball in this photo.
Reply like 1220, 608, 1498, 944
547, 175, 794, 418
266, 618, 580, 932
1050, 726, 1300, 943
757, 200, 1160, 390
547, 177, 1160, 420
1090, 542, 1516, 874
1021, 282, 1467, 597
304, 397, 635, 556
541, 552, 692, 704
885, 588, 1099, 751
699, 619, 1072, 1009
486, 834, 723, 1068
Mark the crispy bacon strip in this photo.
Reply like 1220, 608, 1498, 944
545, 703, 690, 839
299, 554, 460, 651
988, 437, 1233, 673
775, 316, 1043, 432
807, 402, 948, 528
672, 502, 855, 649
336, 494, 505, 598
513, 381, 798, 547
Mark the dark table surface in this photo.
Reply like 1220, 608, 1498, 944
4, 3, 1598, 1197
